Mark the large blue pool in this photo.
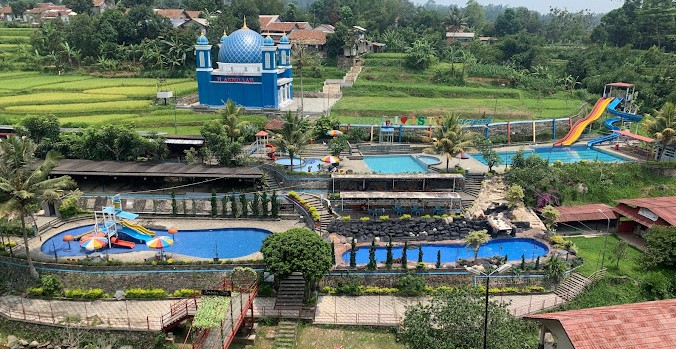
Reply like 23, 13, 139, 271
364, 155, 430, 174
41, 225, 271, 259
471, 145, 628, 165
342, 238, 548, 264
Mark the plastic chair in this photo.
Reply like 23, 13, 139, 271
411, 206, 423, 216
393, 205, 404, 215
433, 206, 445, 215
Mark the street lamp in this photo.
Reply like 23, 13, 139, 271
597, 209, 611, 270
466, 263, 512, 349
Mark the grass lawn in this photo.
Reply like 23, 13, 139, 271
333, 95, 583, 121
567, 235, 644, 277
231, 325, 403, 349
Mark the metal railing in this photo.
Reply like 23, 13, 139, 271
160, 297, 198, 331
256, 306, 316, 320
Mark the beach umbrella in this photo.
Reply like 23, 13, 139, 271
146, 236, 174, 259
80, 237, 108, 251
320, 156, 340, 164
63, 234, 74, 250
326, 130, 342, 137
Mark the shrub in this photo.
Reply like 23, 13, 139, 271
27, 287, 44, 297
379, 215, 390, 220
421, 214, 432, 219
400, 214, 411, 220
64, 288, 109, 299
549, 234, 566, 247
342, 215, 351, 221
125, 288, 168, 299
396, 274, 426, 296
321, 286, 337, 294
522, 285, 545, 293
40, 275, 62, 297
360, 217, 370, 221
172, 289, 201, 298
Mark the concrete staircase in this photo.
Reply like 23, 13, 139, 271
273, 321, 299, 349
301, 144, 350, 158
554, 272, 596, 300
463, 173, 484, 197
341, 66, 362, 87
274, 272, 306, 311
297, 192, 333, 234
263, 171, 283, 192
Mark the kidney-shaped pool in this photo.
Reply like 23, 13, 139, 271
343, 238, 548, 264
42, 225, 271, 259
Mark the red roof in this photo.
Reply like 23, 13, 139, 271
262, 22, 297, 33
555, 204, 617, 223
606, 82, 634, 87
288, 30, 326, 45
526, 299, 676, 349
614, 130, 654, 143
614, 196, 676, 226
1, 6, 13, 14
264, 118, 283, 131
255, 130, 269, 137
185, 10, 201, 19
154, 9, 186, 19
259, 15, 278, 27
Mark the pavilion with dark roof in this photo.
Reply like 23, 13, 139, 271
554, 204, 619, 233
526, 299, 676, 349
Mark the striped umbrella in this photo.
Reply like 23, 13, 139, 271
320, 156, 340, 164
147, 236, 174, 259
80, 237, 108, 251
326, 130, 342, 137
80, 232, 106, 241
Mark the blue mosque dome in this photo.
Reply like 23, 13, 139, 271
220, 31, 228, 44
196, 33, 209, 45
280, 35, 289, 44
219, 22, 264, 64
263, 35, 274, 46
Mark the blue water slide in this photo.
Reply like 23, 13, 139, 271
119, 226, 153, 243
587, 98, 642, 147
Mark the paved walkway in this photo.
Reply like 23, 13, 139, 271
0, 292, 564, 331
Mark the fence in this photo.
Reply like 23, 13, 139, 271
0, 297, 162, 331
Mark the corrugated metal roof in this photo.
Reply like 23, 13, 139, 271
555, 204, 617, 223
615, 130, 654, 143
526, 299, 676, 349
615, 196, 676, 226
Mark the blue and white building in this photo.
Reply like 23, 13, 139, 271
194, 21, 293, 109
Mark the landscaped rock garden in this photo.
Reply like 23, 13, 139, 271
327, 217, 493, 242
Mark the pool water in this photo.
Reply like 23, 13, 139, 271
417, 155, 441, 165
471, 145, 628, 165
342, 238, 548, 264
363, 155, 429, 174
42, 225, 271, 259
275, 157, 322, 173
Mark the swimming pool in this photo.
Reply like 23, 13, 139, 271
275, 157, 322, 172
417, 155, 441, 165
342, 238, 548, 264
471, 145, 628, 165
41, 225, 271, 259
363, 155, 430, 174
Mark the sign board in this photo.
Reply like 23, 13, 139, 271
638, 208, 659, 222
201, 289, 232, 297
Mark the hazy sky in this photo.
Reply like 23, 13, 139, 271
424, 0, 625, 14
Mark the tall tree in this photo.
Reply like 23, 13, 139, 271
271, 111, 310, 168
426, 114, 474, 171
63, 0, 92, 15
445, 5, 467, 32
0, 137, 75, 278
648, 102, 676, 161
220, 99, 246, 140
465, 230, 490, 262
463, 0, 484, 30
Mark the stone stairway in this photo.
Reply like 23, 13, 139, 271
273, 321, 299, 349
554, 272, 593, 301
297, 192, 333, 234
274, 272, 306, 311
463, 173, 484, 198
263, 171, 283, 192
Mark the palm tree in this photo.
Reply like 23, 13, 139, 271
446, 6, 468, 32
220, 100, 247, 140
0, 137, 75, 278
426, 114, 475, 171
271, 111, 310, 168
647, 102, 676, 161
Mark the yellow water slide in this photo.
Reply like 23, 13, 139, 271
554, 97, 613, 146
121, 220, 155, 237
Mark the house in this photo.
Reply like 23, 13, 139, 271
613, 196, 676, 232
25, 3, 76, 24
154, 9, 207, 29
92, 0, 114, 14
259, 14, 312, 43
554, 204, 618, 233
313, 24, 335, 34
446, 32, 475, 45
288, 29, 326, 49
525, 299, 676, 349
1, 6, 16, 21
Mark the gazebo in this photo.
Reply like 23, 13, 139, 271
254, 130, 269, 153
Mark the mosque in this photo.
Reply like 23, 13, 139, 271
194, 20, 293, 109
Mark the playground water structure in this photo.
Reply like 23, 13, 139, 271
587, 100, 643, 147
343, 238, 548, 264
363, 155, 430, 174
274, 157, 322, 172
554, 97, 613, 146
42, 225, 272, 259
471, 145, 628, 165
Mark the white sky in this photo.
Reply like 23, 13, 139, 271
422, 0, 625, 14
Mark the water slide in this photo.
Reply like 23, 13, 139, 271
74, 229, 95, 240
587, 99, 643, 147
110, 236, 136, 249
554, 97, 613, 146
120, 226, 154, 243
121, 220, 155, 236
266, 144, 277, 160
